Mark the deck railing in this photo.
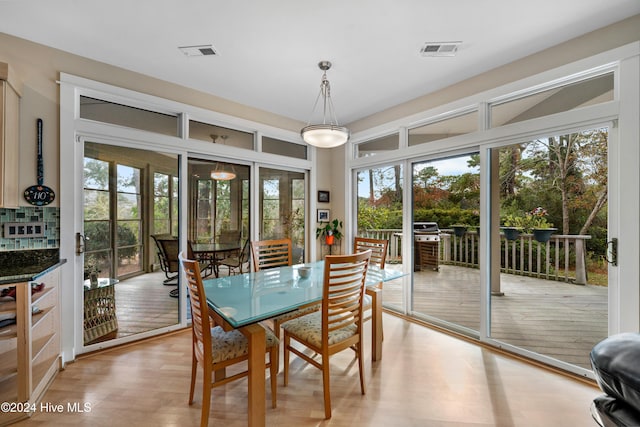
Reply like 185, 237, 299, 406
361, 229, 592, 285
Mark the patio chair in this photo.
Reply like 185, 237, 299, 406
152, 234, 178, 285
179, 252, 279, 427
282, 250, 372, 419
217, 239, 250, 275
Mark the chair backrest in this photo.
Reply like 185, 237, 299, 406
219, 230, 241, 244
155, 236, 180, 273
251, 238, 292, 271
239, 239, 251, 263
322, 250, 372, 343
179, 252, 212, 364
353, 237, 388, 269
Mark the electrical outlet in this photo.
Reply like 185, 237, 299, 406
3, 222, 46, 238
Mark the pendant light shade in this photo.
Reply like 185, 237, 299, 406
210, 161, 236, 181
301, 61, 350, 148
210, 170, 236, 181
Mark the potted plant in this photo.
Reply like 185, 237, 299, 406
526, 207, 557, 243
316, 218, 343, 246
450, 223, 469, 238
501, 214, 524, 241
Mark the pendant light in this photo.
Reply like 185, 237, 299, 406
300, 61, 350, 148
209, 135, 236, 180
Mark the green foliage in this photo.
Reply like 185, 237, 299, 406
413, 207, 479, 228
316, 219, 343, 240
502, 207, 554, 232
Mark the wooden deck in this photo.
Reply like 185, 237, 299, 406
113, 271, 179, 339
382, 264, 607, 370
107, 264, 606, 371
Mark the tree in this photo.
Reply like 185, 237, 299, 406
526, 129, 607, 235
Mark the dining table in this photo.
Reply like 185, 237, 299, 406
190, 242, 241, 277
202, 260, 405, 427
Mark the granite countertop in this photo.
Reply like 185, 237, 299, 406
0, 249, 66, 285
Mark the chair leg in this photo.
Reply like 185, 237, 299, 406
201, 369, 212, 427
269, 346, 278, 408
322, 356, 332, 419
272, 319, 281, 375
189, 351, 197, 404
357, 341, 366, 395
283, 333, 290, 386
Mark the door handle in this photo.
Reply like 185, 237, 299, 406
76, 233, 89, 255
606, 238, 617, 266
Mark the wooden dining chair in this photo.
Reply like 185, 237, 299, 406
354, 237, 389, 339
354, 236, 388, 270
251, 238, 319, 339
250, 238, 293, 271
282, 250, 372, 419
179, 252, 279, 427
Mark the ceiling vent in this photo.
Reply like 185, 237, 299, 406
178, 44, 218, 57
420, 41, 461, 57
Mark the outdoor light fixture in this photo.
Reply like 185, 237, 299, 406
300, 61, 350, 148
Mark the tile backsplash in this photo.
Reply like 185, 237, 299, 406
0, 207, 60, 250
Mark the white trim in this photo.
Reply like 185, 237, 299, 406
346, 42, 640, 375
60, 73, 305, 146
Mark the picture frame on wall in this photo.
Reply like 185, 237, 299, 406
317, 209, 330, 222
317, 190, 330, 203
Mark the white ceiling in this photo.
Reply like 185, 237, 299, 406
1, 0, 639, 125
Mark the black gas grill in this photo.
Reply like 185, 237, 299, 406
414, 222, 440, 271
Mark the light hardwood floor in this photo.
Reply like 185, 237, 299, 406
15, 313, 601, 427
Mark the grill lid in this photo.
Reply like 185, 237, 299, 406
414, 222, 439, 233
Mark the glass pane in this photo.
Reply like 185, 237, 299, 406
83, 158, 109, 190
492, 127, 609, 369
83, 141, 180, 347
80, 96, 178, 136
116, 165, 140, 193
153, 173, 170, 235
409, 111, 478, 146
117, 194, 141, 220
356, 164, 404, 311
411, 154, 481, 332
259, 168, 306, 261
263, 137, 308, 159
356, 133, 399, 158
490, 73, 614, 127
189, 121, 254, 150
188, 158, 251, 244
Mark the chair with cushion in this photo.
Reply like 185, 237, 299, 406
250, 238, 293, 271
354, 237, 389, 338
251, 238, 319, 339
354, 236, 388, 270
590, 332, 640, 426
282, 250, 372, 419
179, 252, 279, 427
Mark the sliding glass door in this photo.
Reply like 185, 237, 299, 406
258, 167, 306, 264
489, 127, 609, 369
411, 154, 481, 333
82, 141, 180, 346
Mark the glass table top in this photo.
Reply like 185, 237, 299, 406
202, 260, 404, 328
